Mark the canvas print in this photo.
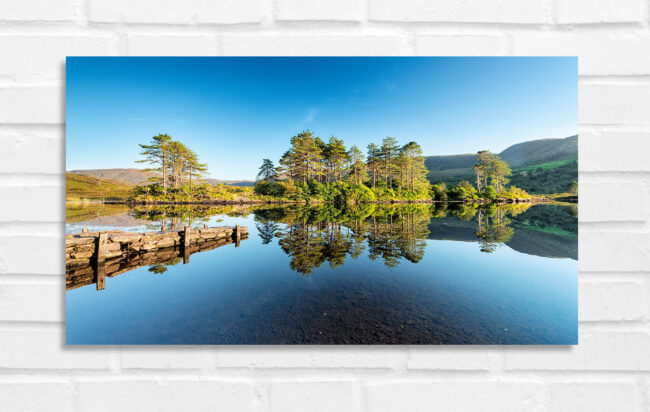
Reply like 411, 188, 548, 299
65, 57, 578, 345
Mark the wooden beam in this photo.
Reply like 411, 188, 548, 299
183, 226, 191, 248
96, 263, 106, 291
97, 232, 107, 264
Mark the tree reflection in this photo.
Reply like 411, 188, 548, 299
126, 201, 577, 273
256, 221, 280, 244
475, 206, 515, 253
147, 257, 182, 274
268, 205, 430, 275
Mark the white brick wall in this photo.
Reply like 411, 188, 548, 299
1, 0, 648, 410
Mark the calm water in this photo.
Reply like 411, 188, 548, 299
65, 202, 577, 345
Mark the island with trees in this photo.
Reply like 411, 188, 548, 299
79, 130, 576, 205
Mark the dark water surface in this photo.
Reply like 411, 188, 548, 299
65, 203, 577, 344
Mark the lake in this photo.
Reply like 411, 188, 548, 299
65, 202, 578, 345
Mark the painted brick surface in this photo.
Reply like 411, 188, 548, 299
2, 1, 648, 410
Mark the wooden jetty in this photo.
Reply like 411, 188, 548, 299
66, 225, 248, 291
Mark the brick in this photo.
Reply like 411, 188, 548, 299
579, 232, 650, 272
555, 0, 645, 24
580, 130, 650, 172
548, 382, 643, 412
0, 283, 63, 322
0, 87, 63, 124
0, 128, 63, 174
0, 36, 115, 82
368, 0, 549, 23
127, 35, 219, 55
215, 347, 405, 368
407, 346, 492, 370
120, 348, 212, 369
271, 382, 362, 412
504, 331, 650, 370
275, 0, 365, 21
0, 186, 64, 222
0, 236, 63, 275
579, 179, 647, 222
89, 0, 265, 24
366, 382, 546, 412
580, 84, 650, 125
513, 32, 650, 75
0, 0, 76, 22
220, 34, 412, 55
76, 380, 255, 412
0, 329, 112, 369
0, 382, 73, 412
415, 34, 508, 56
580, 281, 646, 321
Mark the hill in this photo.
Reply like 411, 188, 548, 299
68, 168, 156, 185
68, 169, 255, 187
425, 134, 578, 194
499, 134, 577, 168
66, 173, 134, 200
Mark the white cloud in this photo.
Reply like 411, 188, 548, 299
298, 107, 319, 128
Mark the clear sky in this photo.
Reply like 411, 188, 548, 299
66, 57, 577, 180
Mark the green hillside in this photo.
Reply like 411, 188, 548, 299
508, 159, 577, 194
499, 134, 577, 168
66, 173, 134, 200
425, 135, 578, 194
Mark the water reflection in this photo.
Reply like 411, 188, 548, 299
66, 202, 578, 285
65, 202, 578, 344
256, 205, 431, 274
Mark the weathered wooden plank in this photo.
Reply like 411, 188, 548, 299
184, 226, 190, 247
97, 232, 108, 264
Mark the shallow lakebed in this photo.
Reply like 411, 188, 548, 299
65, 202, 577, 344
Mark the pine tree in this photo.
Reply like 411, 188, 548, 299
366, 143, 381, 187
324, 136, 348, 182
137, 134, 172, 193
347, 145, 367, 185
380, 137, 400, 187
257, 159, 278, 182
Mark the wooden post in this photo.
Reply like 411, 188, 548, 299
96, 263, 106, 291
183, 248, 190, 264
184, 226, 191, 248
235, 225, 241, 248
97, 232, 107, 264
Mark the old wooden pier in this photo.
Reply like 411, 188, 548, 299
66, 225, 248, 291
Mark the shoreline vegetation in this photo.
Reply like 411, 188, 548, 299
66, 131, 578, 205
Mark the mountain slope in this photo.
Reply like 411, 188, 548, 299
68, 169, 255, 187
66, 173, 134, 200
69, 168, 156, 185
499, 134, 577, 167
425, 134, 578, 194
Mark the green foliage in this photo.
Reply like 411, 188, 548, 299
450, 180, 478, 201
254, 181, 286, 197
499, 185, 530, 200
431, 183, 448, 201
566, 180, 578, 195
131, 181, 257, 202
480, 185, 497, 200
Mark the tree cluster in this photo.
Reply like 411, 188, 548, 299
473, 150, 512, 193
137, 134, 208, 193
258, 130, 430, 199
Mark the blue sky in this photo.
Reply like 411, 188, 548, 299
66, 57, 577, 180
